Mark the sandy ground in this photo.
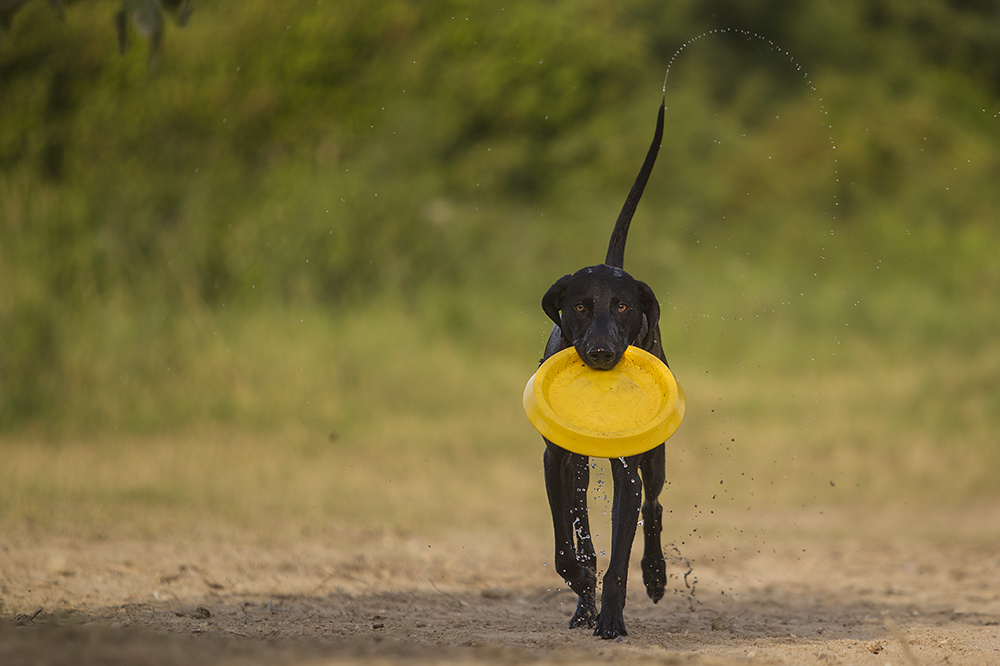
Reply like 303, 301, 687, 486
2, 520, 1000, 666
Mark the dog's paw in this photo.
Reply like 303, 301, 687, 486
569, 596, 597, 629
593, 609, 628, 640
641, 554, 666, 603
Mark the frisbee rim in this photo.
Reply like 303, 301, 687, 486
523, 346, 685, 458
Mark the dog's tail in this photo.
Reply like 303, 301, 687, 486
604, 99, 665, 270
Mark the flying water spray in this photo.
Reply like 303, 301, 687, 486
659, 27, 841, 220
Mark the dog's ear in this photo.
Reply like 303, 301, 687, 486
541, 274, 573, 328
636, 280, 660, 349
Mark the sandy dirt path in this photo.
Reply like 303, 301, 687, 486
2, 518, 999, 665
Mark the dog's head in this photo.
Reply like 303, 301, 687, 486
542, 264, 660, 370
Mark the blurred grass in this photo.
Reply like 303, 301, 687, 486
3, 276, 999, 540
2, 0, 1000, 539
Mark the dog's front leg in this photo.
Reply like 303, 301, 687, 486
543, 443, 597, 628
569, 452, 597, 627
594, 455, 643, 639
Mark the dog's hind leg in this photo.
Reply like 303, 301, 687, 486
543, 443, 597, 628
639, 444, 667, 603
594, 454, 644, 639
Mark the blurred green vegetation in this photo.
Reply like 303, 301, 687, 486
2, 0, 1000, 525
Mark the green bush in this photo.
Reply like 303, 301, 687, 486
1, 0, 998, 433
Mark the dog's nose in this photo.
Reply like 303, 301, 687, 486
586, 348, 616, 368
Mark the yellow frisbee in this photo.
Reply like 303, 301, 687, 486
523, 346, 685, 458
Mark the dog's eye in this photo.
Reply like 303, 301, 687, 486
617, 303, 628, 312
574, 303, 586, 313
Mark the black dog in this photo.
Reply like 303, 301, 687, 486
538, 101, 668, 639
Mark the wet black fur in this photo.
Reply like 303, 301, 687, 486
537, 102, 669, 639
